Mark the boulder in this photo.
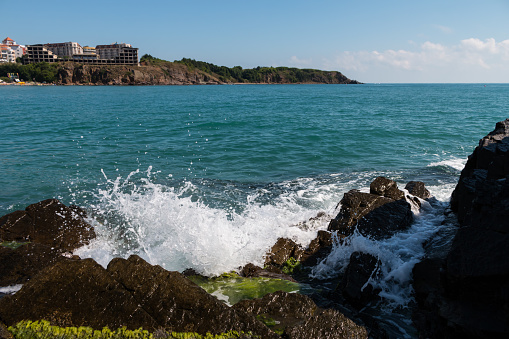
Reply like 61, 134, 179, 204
283, 309, 368, 339
370, 176, 405, 200
414, 119, 509, 338
328, 184, 413, 240
264, 237, 304, 270
233, 290, 317, 334
405, 181, 432, 200
0, 199, 95, 252
338, 252, 381, 308
0, 243, 71, 286
107, 255, 276, 336
0, 255, 277, 337
233, 291, 368, 338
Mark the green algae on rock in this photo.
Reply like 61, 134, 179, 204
188, 273, 300, 305
8, 320, 257, 339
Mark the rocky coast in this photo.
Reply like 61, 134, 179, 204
1, 120, 509, 338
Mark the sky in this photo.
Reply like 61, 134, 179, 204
3, 0, 509, 83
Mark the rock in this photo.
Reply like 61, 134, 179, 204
0, 321, 13, 339
233, 291, 368, 338
413, 119, 509, 338
264, 237, 304, 268
233, 290, 318, 334
106, 256, 277, 337
370, 176, 405, 200
283, 309, 368, 339
0, 199, 95, 252
328, 188, 413, 240
0, 243, 70, 286
0, 255, 277, 337
405, 181, 432, 199
338, 252, 381, 308
240, 263, 297, 282
300, 230, 333, 266
0, 258, 156, 330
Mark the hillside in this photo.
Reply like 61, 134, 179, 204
0, 55, 361, 85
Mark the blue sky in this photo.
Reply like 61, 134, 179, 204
4, 0, 509, 83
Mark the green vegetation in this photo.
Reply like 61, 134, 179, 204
0, 241, 29, 249
188, 272, 300, 305
174, 58, 351, 84
140, 54, 168, 66
0, 62, 59, 83
281, 257, 301, 275
8, 320, 253, 339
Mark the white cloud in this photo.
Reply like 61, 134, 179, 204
323, 38, 509, 82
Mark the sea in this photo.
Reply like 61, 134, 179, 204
1, 83, 508, 336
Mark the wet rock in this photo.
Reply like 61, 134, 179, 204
264, 237, 304, 268
0, 258, 156, 330
338, 252, 381, 308
0, 321, 13, 339
240, 263, 297, 282
233, 290, 317, 333
414, 119, 509, 338
0, 255, 277, 337
405, 181, 432, 199
370, 176, 405, 200
106, 255, 277, 337
0, 243, 70, 286
283, 308, 368, 339
300, 230, 333, 266
328, 188, 413, 240
0, 199, 95, 252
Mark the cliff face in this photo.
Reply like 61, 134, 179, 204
57, 62, 223, 85
56, 61, 360, 85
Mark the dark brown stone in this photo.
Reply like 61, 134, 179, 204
370, 176, 405, 200
338, 252, 381, 308
405, 181, 432, 199
264, 238, 304, 267
283, 309, 368, 339
0, 199, 95, 252
0, 321, 13, 339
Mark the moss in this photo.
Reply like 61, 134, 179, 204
188, 273, 300, 305
0, 241, 29, 250
8, 320, 254, 339
281, 257, 301, 275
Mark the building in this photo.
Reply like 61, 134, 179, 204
24, 44, 58, 63
24, 41, 139, 65
0, 37, 26, 63
95, 43, 138, 65
44, 42, 83, 58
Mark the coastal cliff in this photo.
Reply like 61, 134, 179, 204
55, 58, 361, 86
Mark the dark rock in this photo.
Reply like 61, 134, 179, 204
106, 255, 276, 337
328, 187, 413, 240
233, 291, 318, 333
240, 263, 297, 282
0, 255, 277, 337
0, 321, 13, 339
0, 243, 70, 286
405, 181, 432, 199
328, 190, 393, 234
264, 237, 304, 267
300, 230, 334, 266
355, 199, 414, 239
0, 199, 95, 252
414, 119, 509, 338
370, 176, 405, 200
0, 258, 156, 330
338, 252, 381, 308
283, 308, 368, 339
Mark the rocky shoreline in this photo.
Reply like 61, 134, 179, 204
2, 120, 509, 338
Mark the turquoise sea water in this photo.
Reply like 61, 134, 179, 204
1, 84, 509, 335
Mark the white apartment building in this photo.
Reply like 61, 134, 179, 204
0, 37, 26, 62
44, 42, 83, 58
